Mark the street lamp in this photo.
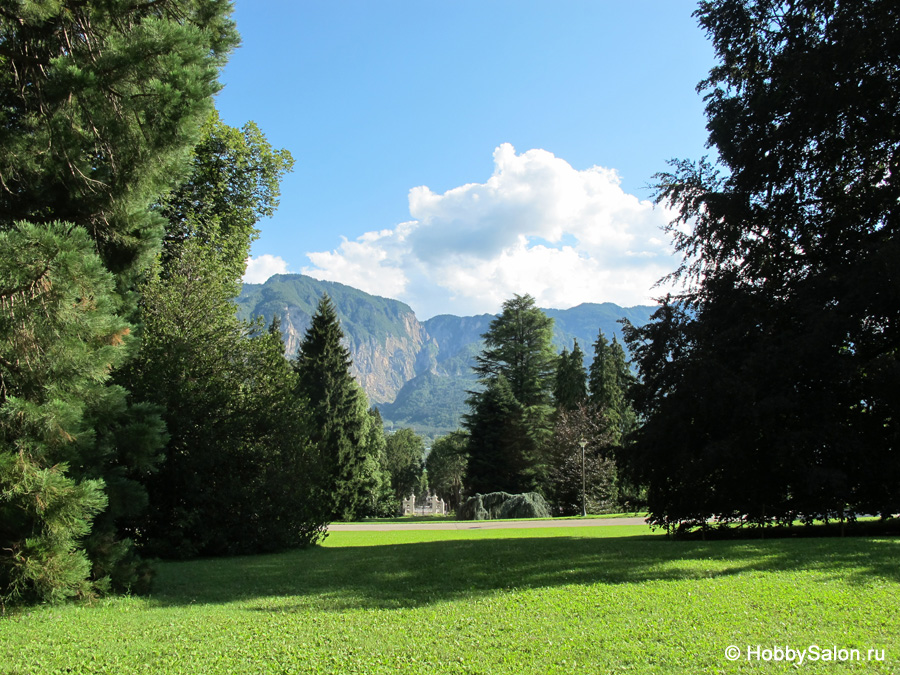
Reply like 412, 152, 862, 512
579, 437, 588, 517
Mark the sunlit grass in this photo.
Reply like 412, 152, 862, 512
1, 525, 897, 674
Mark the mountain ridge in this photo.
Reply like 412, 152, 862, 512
237, 274, 655, 437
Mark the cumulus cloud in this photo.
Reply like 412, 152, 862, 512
303, 144, 679, 318
244, 254, 290, 284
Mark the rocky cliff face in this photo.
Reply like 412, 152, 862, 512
237, 274, 656, 435
236, 275, 428, 404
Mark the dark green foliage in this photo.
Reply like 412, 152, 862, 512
127, 116, 325, 556
160, 110, 294, 284
293, 294, 370, 522
0, 0, 238, 295
358, 408, 397, 517
474, 294, 556, 407
457, 491, 551, 520
465, 296, 556, 496
131, 248, 324, 555
0, 0, 240, 599
383, 428, 426, 502
238, 280, 656, 438
553, 340, 588, 411
0, 222, 164, 606
464, 375, 544, 495
425, 432, 469, 511
626, 0, 900, 532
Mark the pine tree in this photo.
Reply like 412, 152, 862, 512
0, 1, 238, 296
0, 222, 142, 606
0, 0, 237, 598
293, 295, 369, 522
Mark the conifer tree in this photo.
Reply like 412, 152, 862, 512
474, 294, 557, 407
588, 330, 635, 444
0, 223, 150, 606
554, 340, 588, 411
0, 0, 237, 599
464, 375, 537, 495
293, 295, 369, 521
465, 294, 556, 495
0, 1, 238, 296
125, 112, 303, 556
626, 0, 900, 530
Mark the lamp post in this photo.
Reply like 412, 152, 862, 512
579, 437, 588, 517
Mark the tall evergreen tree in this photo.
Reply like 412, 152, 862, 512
473, 294, 557, 407
0, 0, 236, 602
626, 0, 900, 531
465, 294, 556, 495
0, 223, 163, 605
293, 294, 369, 522
464, 375, 538, 495
0, 0, 238, 297
588, 330, 625, 443
554, 340, 588, 411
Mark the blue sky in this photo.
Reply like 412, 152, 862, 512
216, 1, 717, 318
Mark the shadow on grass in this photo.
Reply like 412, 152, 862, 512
149, 534, 899, 612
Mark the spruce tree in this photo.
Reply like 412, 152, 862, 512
554, 340, 588, 411
293, 295, 368, 522
588, 330, 634, 444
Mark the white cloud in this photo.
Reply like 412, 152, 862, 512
244, 254, 290, 284
302, 143, 679, 318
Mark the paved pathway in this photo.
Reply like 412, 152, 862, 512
328, 516, 648, 531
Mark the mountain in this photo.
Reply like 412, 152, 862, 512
237, 275, 427, 404
237, 274, 656, 439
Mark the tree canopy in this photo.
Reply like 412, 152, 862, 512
624, 0, 900, 532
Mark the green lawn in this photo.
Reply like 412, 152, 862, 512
1, 525, 897, 674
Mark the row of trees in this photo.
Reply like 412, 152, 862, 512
0, 1, 433, 608
425, 294, 638, 516
0, 0, 249, 606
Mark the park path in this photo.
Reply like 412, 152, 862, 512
328, 516, 648, 531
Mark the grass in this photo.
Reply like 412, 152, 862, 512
1, 524, 897, 674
